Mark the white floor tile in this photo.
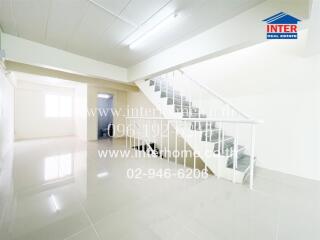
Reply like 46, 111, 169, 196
0, 137, 319, 240
65, 227, 99, 240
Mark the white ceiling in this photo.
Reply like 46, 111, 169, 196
0, 0, 265, 67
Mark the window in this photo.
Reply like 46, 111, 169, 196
45, 94, 72, 118
44, 154, 73, 181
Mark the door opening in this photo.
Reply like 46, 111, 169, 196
97, 93, 113, 139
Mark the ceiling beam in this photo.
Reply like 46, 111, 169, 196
1, 33, 128, 82
5, 61, 138, 92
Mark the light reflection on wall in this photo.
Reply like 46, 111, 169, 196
44, 154, 73, 181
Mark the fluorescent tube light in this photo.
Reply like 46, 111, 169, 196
97, 172, 109, 178
98, 94, 112, 99
129, 13, 178, 49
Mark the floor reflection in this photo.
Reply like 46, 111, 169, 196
44, 154, 73, 182
0, 138, 88, 240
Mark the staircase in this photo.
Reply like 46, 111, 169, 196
131, 70, 260, 188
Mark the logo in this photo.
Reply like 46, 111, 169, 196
263, 12, 301, 39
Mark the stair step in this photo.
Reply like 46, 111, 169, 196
183, 113, 207, 118
159, 82, 169, 96
191, 121, 215, 131
201, 131, 218, 142
174, 104, 193, 112
173, 99, 191, 106
227, 154, 251, 172
154, 80, 161, 92
201, 131, 233, 143
167, 96, 186, 105
183, 107, 199, 114
166, 92, 181, 99
167, 98, 173, 105
214, 144, 245, 157
174, 97, 183, 105
174, 105, 181, 112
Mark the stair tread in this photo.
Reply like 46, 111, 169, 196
227, 155, 251, 172
191, 121, 215, 130
202, 131, 234, 142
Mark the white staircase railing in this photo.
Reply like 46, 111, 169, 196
126, 117, 260, 189
129, 70, 262, 189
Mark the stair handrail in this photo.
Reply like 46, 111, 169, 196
178, 69, 252, 120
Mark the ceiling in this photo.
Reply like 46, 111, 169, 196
0, 0, 265, 67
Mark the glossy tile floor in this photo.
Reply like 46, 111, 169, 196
0, 137, 319, 240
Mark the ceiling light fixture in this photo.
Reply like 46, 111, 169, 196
129, 13, 178, 49
97, 171, 109, 178
98, 94, 112, 99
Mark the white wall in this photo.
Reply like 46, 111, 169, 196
306, 0, 320, 55
126, 91, 167, 148
183, 31, 320, 181
127, 91, 160, 117
74, 84, 88, 140
14, 80, 75, 139
0, 63, 14, 159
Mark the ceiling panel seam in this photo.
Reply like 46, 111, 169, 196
98, 0, 134, 48
65, 0, 90, 50
119, 0, 133, 15
44, 0, 53, 42
10, 0, 19, 37
139, 0, 173, 27
87, 0, 137, 27
119, 0, 173, 45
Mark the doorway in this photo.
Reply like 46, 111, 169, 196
97, 93, 113, 139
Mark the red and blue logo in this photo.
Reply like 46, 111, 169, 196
263, 12, 301, 39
